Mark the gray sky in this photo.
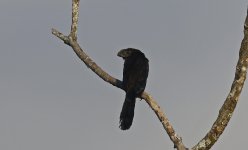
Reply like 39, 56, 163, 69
0, 0, 247, 149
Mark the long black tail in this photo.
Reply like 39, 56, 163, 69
119, 92, 136, 130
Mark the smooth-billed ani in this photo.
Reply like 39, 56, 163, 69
117, 48, 149, 130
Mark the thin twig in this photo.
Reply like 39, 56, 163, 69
51, 28, 69, 45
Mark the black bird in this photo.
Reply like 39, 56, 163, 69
117, 48, 149, 130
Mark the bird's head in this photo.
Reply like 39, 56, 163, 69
117, 48, 143, 59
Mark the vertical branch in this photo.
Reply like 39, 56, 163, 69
192, 11, 248, 150
70, 0, 80, 41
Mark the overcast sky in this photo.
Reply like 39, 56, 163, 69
0, 0, 248, 150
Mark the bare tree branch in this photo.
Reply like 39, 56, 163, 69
51, 1, 248, 150
70, 0, 79, 41
192, 11, 248, 150
52, 0, 187, 149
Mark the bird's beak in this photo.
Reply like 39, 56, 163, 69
117, 50, 123, 57
117, 52, 121, 57
117, 51, 125, 59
